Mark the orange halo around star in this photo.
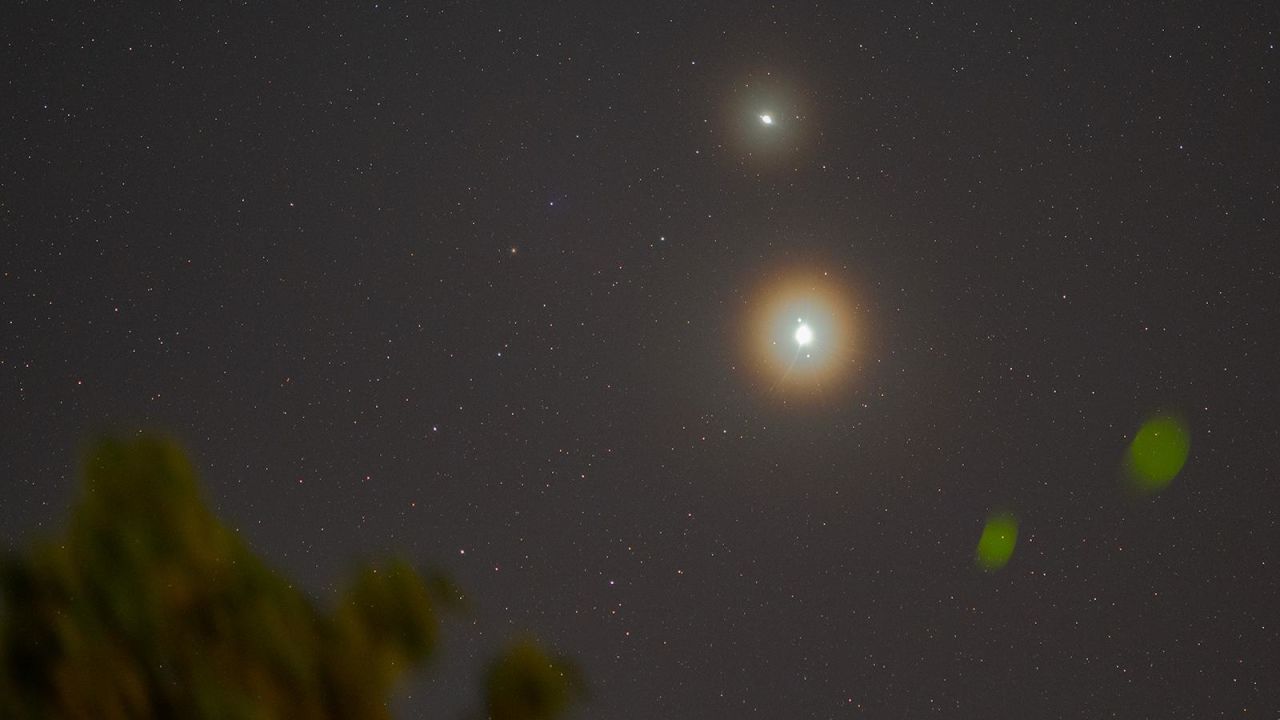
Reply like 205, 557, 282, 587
742, 271, 861, 396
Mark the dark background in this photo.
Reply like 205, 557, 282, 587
3, 3, 1277, 717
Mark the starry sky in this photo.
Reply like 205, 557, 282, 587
3, 3, 1278, 717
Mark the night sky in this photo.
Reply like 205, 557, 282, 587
3, 3, 1278, 717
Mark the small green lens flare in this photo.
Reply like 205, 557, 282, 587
1124, 415, 1190, 494
975, 512, 1019, 572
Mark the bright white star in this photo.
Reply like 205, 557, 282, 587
759, 114, 774, 125
794, 323, 814, 347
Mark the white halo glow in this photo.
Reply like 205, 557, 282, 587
794, 323, 814, 346
759, 114, 774, 125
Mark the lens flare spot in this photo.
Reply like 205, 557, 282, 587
1124, 414, 1190, 494
975, 512, 1019, 572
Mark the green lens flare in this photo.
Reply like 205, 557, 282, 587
975, 512, 1019, 572
1124, 415, 1190, 494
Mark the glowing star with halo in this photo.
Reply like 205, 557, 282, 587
794, 321, 813, 347
740, 271, 861, 396
759, 113, 774, 125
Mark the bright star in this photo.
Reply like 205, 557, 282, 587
741, 269, 862, 397
759, 114, 774, 125
794, 322, 813, 346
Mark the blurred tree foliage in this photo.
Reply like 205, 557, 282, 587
0, 437, 582, 720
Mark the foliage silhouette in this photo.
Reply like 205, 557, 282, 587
0, 436, 582, 719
